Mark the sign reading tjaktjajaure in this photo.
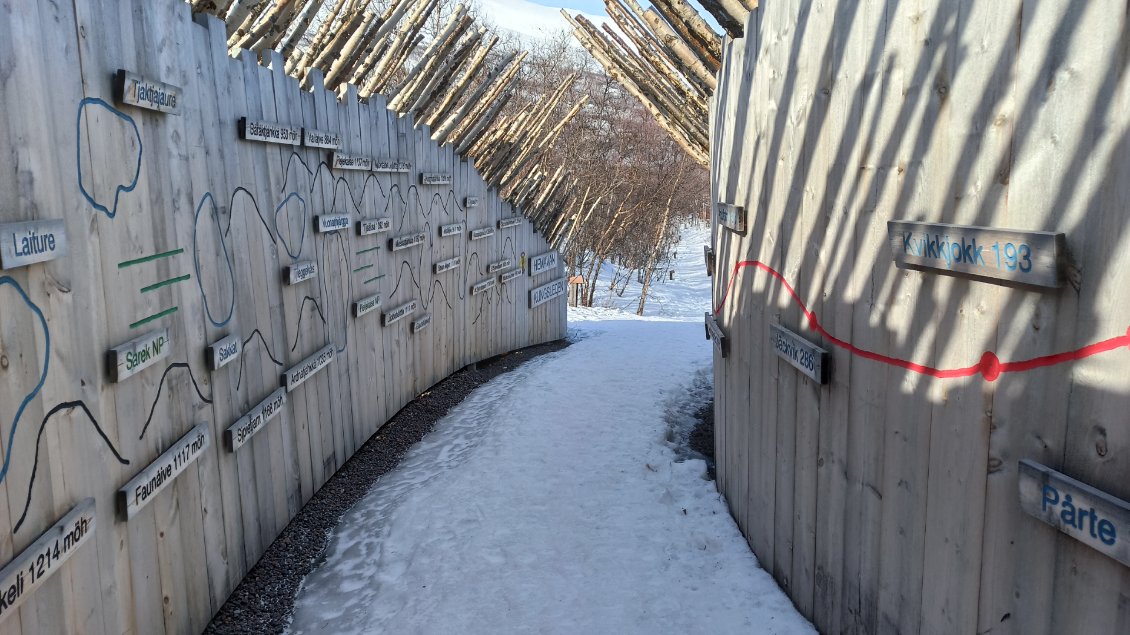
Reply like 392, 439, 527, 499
887, 220, 1066, 288
114, 69, 181, 114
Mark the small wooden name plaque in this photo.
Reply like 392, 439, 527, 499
206, 334, 242, 371
373, 160, 412, 173
487, 258, 513, 274
107, 328, 171, 383
239, 118, 301, 145
470, 226, 495, 241
282, 345, 335, 392
704, 313, 729, 358
303, 128, 341, 149
530, 277, 566, 308
464, 196, 480, 208
472, 278, 497, 295
0, 498, 95, 620
358, 217, 391, 235
226, 388, 287, 451
440, 222, 466, 237
529, 250, 559, 277
770, 324, 830, 384
420, 173, 452, 186
354, 293, 382, 318
1019, 460, 1130, 568
389, 232, 426, 251
411, 314, 432, 333
717, 203, 745, 234
0, 219, 68, 270
114, 69, 181, 114
434, 257, 461, 274
118, 424, 210, 519
331, 153, 372, 171
887, 220, 1066, 288
285, 261, 318, 285
500, 268, 523, 283
383, 301, 418, 326
498, 217, 523, 229
316, 213, 351, 233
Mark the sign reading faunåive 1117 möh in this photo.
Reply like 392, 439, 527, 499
887, 220, 1066, 288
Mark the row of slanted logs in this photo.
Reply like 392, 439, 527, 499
186, 0, 584, 244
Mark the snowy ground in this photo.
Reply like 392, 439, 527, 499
286, 223, 814, 634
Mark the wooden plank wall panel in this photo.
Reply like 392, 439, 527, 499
711, 2, 1130, 635
0, 0, 567, 632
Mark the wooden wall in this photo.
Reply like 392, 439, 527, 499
0, 1, 566, 633
711, 2, 1130, 634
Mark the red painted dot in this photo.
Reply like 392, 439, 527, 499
979, 351, 1001, 382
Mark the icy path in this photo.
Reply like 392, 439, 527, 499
287, 226, 814, 634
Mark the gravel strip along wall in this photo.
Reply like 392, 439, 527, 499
0, 0, 566, 632
710, 3, 1130, 634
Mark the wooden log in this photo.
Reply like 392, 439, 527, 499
650, 0, 721, 69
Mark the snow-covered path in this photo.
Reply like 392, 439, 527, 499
287, 226, 814, 634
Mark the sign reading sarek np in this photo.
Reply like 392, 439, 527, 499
0, 498, 95, 620
282, 345, 335, 392
315, 213, 351, 233
118, 424, 210, 519
225, 388, 287, 451
0, 220, 67, 270
107, 328, 171, 383
1019, 460, 1130, 568
238, 118, 301, 145
528, 250, 558, 277
887, 220, 1066, 288
206, 334, 242, 371
113, 69, 181, 114
770, 324, 830, 384
529, 277, 565, 308
358, 217, 391, 236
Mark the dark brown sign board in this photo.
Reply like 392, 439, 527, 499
887, 220, 1066, 288
1019, 460, 1130, 568
704, 312, 729, 358
770, 323, 830, 384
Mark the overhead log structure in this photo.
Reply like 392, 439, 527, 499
187, 0, 585, 233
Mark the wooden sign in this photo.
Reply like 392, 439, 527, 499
354, 293, 381, 318
315, 213, 351, 233
373, 160, 412, 173
303, 128, 341, 149
470, 226, 495, 241
331, 152, 372, 171
411, 314, 432, 333
107, 328, 171, 383
1019, 460, 1130, 568
117, 424, 210, 519
717, 203, 746, 234
440, 222, 466, 237
464, 196, 479, 208
488, 258, 513, 274
389, 232, 426, 251
113, 69, 181, 114
225, 388, 287, 451
0, 219, 67, 270
500, 268, 523, 283
238, 118, 301, 145
0, 498, 95, 621
282, 344, 335, 392
358, 217, 391, 235
472, 277, 497, 295
383, 301, 418, 326
770, 324, 830, 384
704, 245, 715, 277
420, 173, 452, 186
498, 217, 524, 229
705, 313, 729, 358
887, 220, 1067, 288
434, 257, 461, 274
530, 277, 565, 308
529, 250, 559, 277
206, 334, 241, 371
285, 261, 318, 285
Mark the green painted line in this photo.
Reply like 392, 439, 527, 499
355, 246, 381, 255
129, 306, 179, 329
363, 275, 385, 285
353, 264, 374, 273
140, 274, 192, 294
118, 248, 185, 269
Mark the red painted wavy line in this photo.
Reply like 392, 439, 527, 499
714, 260, 1130, 382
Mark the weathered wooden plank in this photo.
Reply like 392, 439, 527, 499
117, 424, 210, 520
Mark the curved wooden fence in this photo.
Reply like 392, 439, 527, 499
0, 1, 566, 633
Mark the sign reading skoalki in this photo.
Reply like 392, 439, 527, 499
0, 498, 95, 620
118, 424, 210, 519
